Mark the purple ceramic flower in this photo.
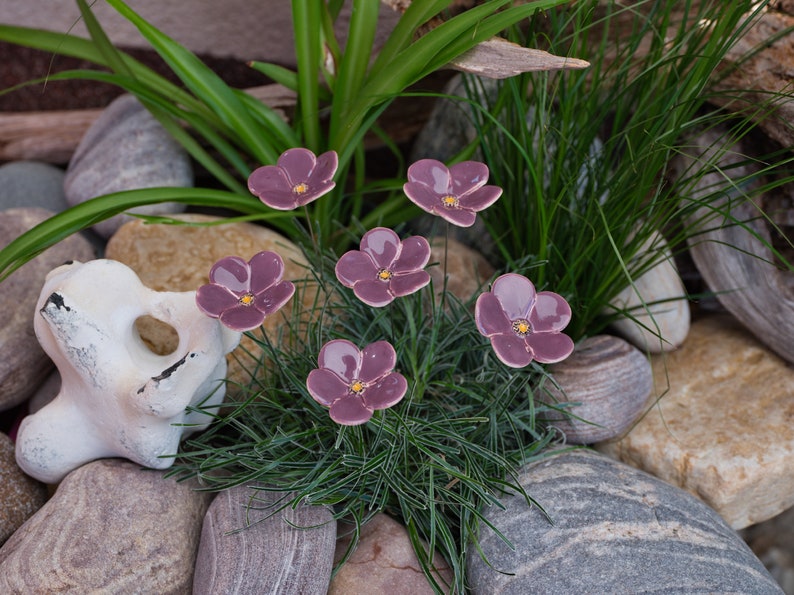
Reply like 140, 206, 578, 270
306, 339, 408, 425
475, 273, 574, 368
403, 159, 502, 227
196, 251, 295, 332
248, 148, 338, 210
335, 227, 431, 307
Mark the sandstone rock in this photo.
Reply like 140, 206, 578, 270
608, 230, 690, 352
0, 207, 96, 411
429, 236, 494, 304
468, 448, 783, 594
599, 314, 794, 529
0, 458, 212, 592
0, 161, 67, 212
330, 513, 454, 594
540, 334, 653, 444
105, 214, 320, 392
194, 485, 335, 594
64, 94, 191, 238
0, 432, 47, 545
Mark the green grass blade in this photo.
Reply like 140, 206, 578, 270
76, 0, 132, 77
291, 0, 323, 150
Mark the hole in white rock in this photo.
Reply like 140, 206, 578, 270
134, 315, 179, 355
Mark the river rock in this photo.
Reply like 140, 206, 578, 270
608, 230, 690, 352
105, 214, 319, 392
194, 485, 335, 594
64, 94, 192, 238
599, 314, 794, 529
0, 161, 67, 212
540, 334, 653, 444
0, 207, 96, 411
0, 458, 212, 592
330, 513, 454, 594
468, 448, 783, 594
742, 505, 794, 594
0, 432, 47, 545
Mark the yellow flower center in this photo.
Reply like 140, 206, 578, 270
512, 319, 531, 336
349, 380, 366, 394
238, 293, 255, 306
441, 195, 459, 208
293, 182, 309, 195
377, 268, 393, 281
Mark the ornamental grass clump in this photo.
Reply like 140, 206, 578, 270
171, 149, 574, 592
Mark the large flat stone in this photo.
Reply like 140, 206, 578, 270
599, 314, 794, 529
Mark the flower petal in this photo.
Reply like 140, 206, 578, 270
278, 147, 317, 184
360, 227, 400, 269
365, 372, 407, 410
307, 368, 348, 406
457, 184, 502, 212
530, 291, 572, 332
209, 256, 250, 294
490, 334, 533, 368
403, 182, 442, 214
248, 251, 285, 294
491, 274, 536, 320
435, 207, 477, 228
449, 161, 489, 196
390, 271, 430, 297
407, 159, 451, 194
336, 251, 377, 287
353, 280, 394, 307
297, 181, 335, 206
248, 166, 297, 209
392, 235, 430, 273
329, 395, 373, 426
475, 292, 512, 337
196, 283, 239, 317
526, 332, 575, 364
254, 280, 295, 315
219, 305, 266, 332
317, 339, 360, 383
359, 341, 397, 383
311, 151, 339, 184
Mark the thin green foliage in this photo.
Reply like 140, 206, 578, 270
0, 0, 570, 280
170, 244, 559, 593
468, 0, 794, 339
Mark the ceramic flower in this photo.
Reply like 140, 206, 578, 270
475, 273, 574, 368
403, 159, 502, 227
335, 227, 431, 307
306, 339, 408, 425
196, 251, 295, 332
248, 148, 338, 210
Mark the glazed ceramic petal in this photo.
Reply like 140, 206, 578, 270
475, 292, 512, 336
255, 280, 295, 315
449, 161, 489, 196
489, 334, 533, 368
530, 291, 573, 332
249, 251, 285, 295
317, 339, 360, 383
360, 227, 401, 269
219, 305, 266, 332
359, 340, 397, 383
389, 271, 431, 297
457, 185, 502, 212
336, 251, 378, 286
407, 159, 451, 194
491, 274, 536, 320
392, 235, 431, 273
365, 373, 408, 410
196, 283, 239, 317
278, 147, 317, 183
329, 395, 373, 426
209, 256, 250, 294
306, 368, 349, 406
403, 181, 444, 213
526, 331, 575, 364
353, 279, 394, 307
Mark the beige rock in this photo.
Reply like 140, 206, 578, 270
105, 214, 321, 391
330, 513, 454, 594
0, 458, 212, 592
598, 314, 794, 529
0, 433, 47, 545
429, 237, 494, 304
0, 207, 96, 411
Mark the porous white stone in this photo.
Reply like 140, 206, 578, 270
15, 259, 240, 484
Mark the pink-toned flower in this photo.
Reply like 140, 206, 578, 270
403, 159, 502, 227
335, 227, 431, 307
248, 148, 338, 210
475, 273, 574, 368
306, 339, 407, 425
196, 251, 295, 332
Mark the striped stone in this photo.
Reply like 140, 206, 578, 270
467, 448, 782, 594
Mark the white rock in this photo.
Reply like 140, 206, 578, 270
607, 230, 690, 352
15, 259, 240, 484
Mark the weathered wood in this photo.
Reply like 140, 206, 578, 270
0, 109, 103, 164
672, 127, 794, 365
450, 37, 589, 78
